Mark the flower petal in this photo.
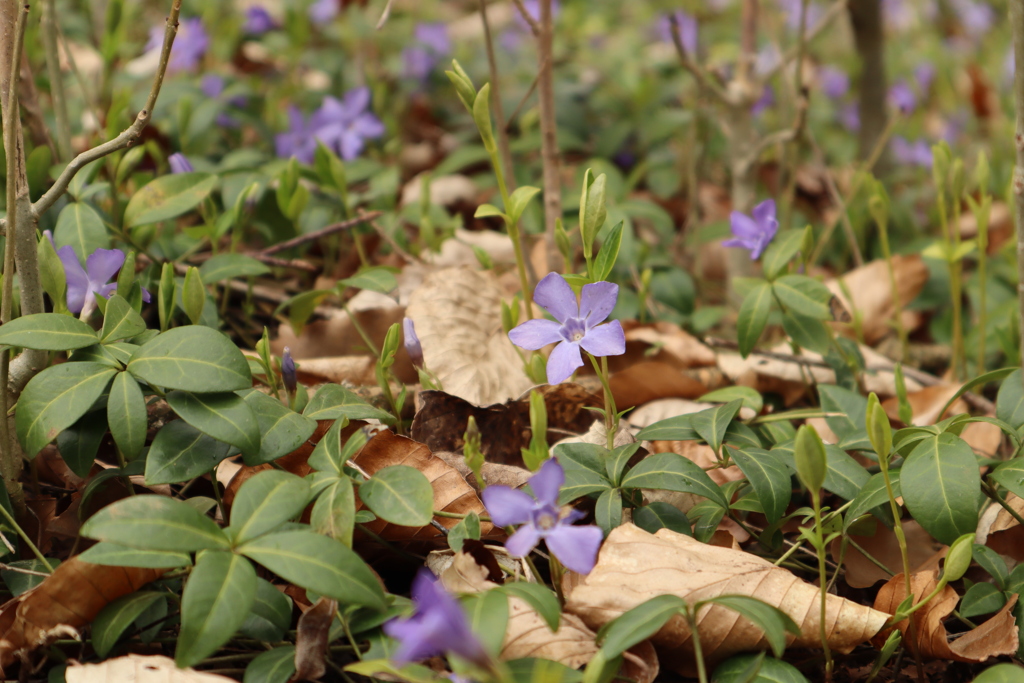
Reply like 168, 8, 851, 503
508, 318, 563, 350
579, 281, 618, 326
527, 458, 564, 506
579, 320, 625, 358
58, 246, 89, 313
545, 524, 604, 574
546, 340, 583, 385
384, 611, 446, 664
342, 87, 371, 117
504, 523, 542, 558
85, 248, 125, 288
481, 486, 535, 526
729, 211, 760, 239
722, 237, 756, 252
533, 272, 578, 323
751, 199, 776, 229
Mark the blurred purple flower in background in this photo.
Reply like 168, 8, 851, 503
818, 65, 849, 99
891, 136, 933, 167
146, 17, 208, 73
276, 88, 385, 163
508, 273, 626, 384
656, 11, 697, 55
309, 0, 338, 23
201, 74, 246, 128
751, 84, 775, 117
725, 199, 778, 260
778, 0, 824, 33
951, 0, 994, 38
839, 103, 860, 132
383, 569, 488, 667
502, 0, 560, 50
482, 459, 603, 574
57, 247, 149, 314
914, 61, 936, 93
402, 23, 451, 81
888, 80, 916, 113
244, 5, 277, 35
168, 153, 194, 174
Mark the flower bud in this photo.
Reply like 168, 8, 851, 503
941, 533, 975, 583
794, 424, 827, 493
281, 347, 297, 394
403, 317, 423, 367
866, 392, 893, 460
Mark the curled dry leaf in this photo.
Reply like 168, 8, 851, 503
440, 552, 659, 683
873, 569, 1019, 662
352, 430, 494, 543
65, 654, 234, 683
831, 519, 942, 589
826, 255, 929, 345
981, 493, 1024, 562
564, 524, 888, 674
295, 596, 337, 681
405, 267, 532, 406
0, 558, 163, 671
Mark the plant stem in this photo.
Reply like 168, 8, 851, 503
811, 490, 833, 681
685, 606, 709, 683
340, 302, 379, 357
478, 0, 515, 192
588, 354, 618, 450
876, 212, 908, 361
977, 219, 989, 375
0, 502, 53, 573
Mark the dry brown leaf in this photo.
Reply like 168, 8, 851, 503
65, 654, 234, 683
982, 493, 1024, 561
295, 596, 336, 680
0, 558, 163, 671
826, 255, 928, 345
564, 524, 887, 674
831, 519, 942, 589
609, 361, 709, 409
618, 322, 717, 370
406, 267, 531, 406
873, 570, 1019, 662
352, 430, 494, 543
882, 385, 965, 426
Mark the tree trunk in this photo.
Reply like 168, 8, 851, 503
848, 0, 889, 167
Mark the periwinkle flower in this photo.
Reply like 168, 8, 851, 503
146, 17, 208, 74
383, 569, 489, 667
508, 273, 625, 385
482, 459, 603, 574
402, 23, 451, 81
724, 199, 779, 260
276, 88, 385, 164
951, 0, 993, 38
244, 5, 277, 35
403, 317, 424, 367
818, 65, 849, 100
309, 0, 338, 23
891, 136, 933, 168
282, 347, 297, 394
656, 11, 697, 55
168, 153, 194, 174
888, 80, 916, 113
57, 247, 150, 314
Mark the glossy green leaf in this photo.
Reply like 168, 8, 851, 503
145, 420, 234, 485
500, 582, 561, 633
940, 368, 1015, 425
997, 370, 1024, 430
701, 594, 800, 658
632, 502, 692, 536
699, 386, 763, 414
81, 495, 230, 552
176, 550, 257, 668
107, 372, 148, 460
128, 326, 252, 392
960, 582, 1006, 619
593, 221, 624, 281
773, 440, 870, 501
728, 448, 792, 524
307, 418, 358, 475
339, 266, 398, 294
243, 646, 297, 683
0, 313, 98, 351
77, 542, 192, 568
57, 412, 107, 478
761, 230, 805, 281
972, 664, 1024, 683
16, 362, 116, 457
311, 477, 356, 547
240, 578, 294, 642
230, 470, 312, 544
238, 529, 386, 610
181, 267, 206, 326
843, 470, 901, 530
901, 433, 981, 545
53, 202, 109, 262
606, 443, 641, 485
818, 385, 872, 451
199, 253, 271, 282
635, 413, 698, 442
506, 185, 541, 225
691, 400, 743, 454
167, 391, 261, 460
991, 458, 1024, 501
712, 653, 810, 683
781, 312, 831, 354
597, 594, 686, 659
124, 172, 218, 228
620, 452, 728, 509
737, 281, 772, 357
595, 487, 623, 535
92, 591, 165, 657
241, 390, 318, 466
359, 466, 434, 527
772, 275, 832, 320
302, 383, 394, 422
1, 559, 58, 596
100, 294, 146, 344
466, 587, 508, 655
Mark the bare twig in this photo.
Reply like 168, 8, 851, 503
374, 0, 395, 30
536, 0, 561, 272
1013, 0, 1024, 386
668, 13, 731, 105
478, 0, 516, 191
505, 69, 541, 129
510, 0, 541, 36
259, 211, 382, 255
758, 0, 851, 84
248, 253, 318, 272
804, 125, 865, 266
778, 0, 810, 229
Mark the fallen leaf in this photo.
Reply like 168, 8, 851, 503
0, 558, 163, 671
564, 524, 888, 674
882, 385, 965, 426
826, 255, 929, 345
609, 361, 709, 409
65, 654, 234, 682
295, 596, 336, 681
982, 493, 1024, 562
618, 322, 718, 370
628, 399, 715, 430
405, 267, 532, 406
433, 451, 533, 493
958, 201, 1012, 252
873, 569, 1019, 662
831, 519, 942, 589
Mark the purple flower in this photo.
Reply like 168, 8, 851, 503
276, 88, 385, 163
402, 23, 451, 81
482, 459, 603, 574
382, 569, 489, 667
168, 153, 194, 174
282, 347, 297, 394
888, 80, 916, 113
724, 199, 779, 260
414, 23, 451, 55
57, 247, 151, 314
656, 11, 697, 55
818, 65, 849, 100
508, 273, 625, 385
839, 103, 860, 132
516, 0, 560, 28
951, 0, 993, 38
891, 136, 933, 168
778, 0, 824, 33
244, 5, 277, 34
403, 317, 424, 367
146, 17, 208, 74
914, 62, 936, 93
308, 0, 338, 23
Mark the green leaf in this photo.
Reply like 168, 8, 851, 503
997, 370, 1024, 430
107, 372, 148, 460
972, 664, 1024, 683
772, 275, 832, 320
595, 488, 623, 535
901, 433, 981, 545
302, 383, 394, 422
606, 443, 641, 486
698, 386, 763, 414
339, 266, 398, 294
940, 368, 1016, 425
308, 418, 364, 476
100, 294, 147, 344
1, 559, 58, 595
124, 172, 218, 228
77, 542, 192, 568
506, 185, 541, 225
781, 312, 831, 354
57, 413, 107, 478
199, 253, 271, 282
167, 391, 261, 460
771, 440, 870, 501
311, 477, 356, 547
818, 385, 871, 451
16, 362, 117, 458
593, 221, 624, 281
81, 495, 230, 552
620, 452, 728, 509
238, 529, 386, 610
632, 502, 692, 536
466, 587, 508, 655
230, 470, 312, 544
597, 594, 686, 659
128, 326, 252, 392
240, 578, 294, 642
960, 582, 1006, 619
691, 400, 743, 454
635, 413, 698, 442
182, 267, 206, 326
144, 420, 234, 485
244, 646, 297, 683
990, 458, 1024, 501
844, 470, 901, 530
761, 230, 805, 281
474, 203, 506, 219
701, 594, 800, 658
176, 550, 257, 668
500, 582, 561, 632
241, 390, 318, 466
728, 448, 792, 524
92, 591, 165, 657
53, 202, 109, 262
472, 82, 496, 151
737, 281, 772, 357
712, 653, 810, 683
359, 466, 434, 527
0, 313, 98, 351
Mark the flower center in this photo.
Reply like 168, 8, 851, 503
536, 513, 557, 530
561, 318, 586, 344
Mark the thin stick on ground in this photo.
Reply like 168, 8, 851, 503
258, 211, 382, 255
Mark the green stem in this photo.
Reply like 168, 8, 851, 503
811, 490, 833, 680
340, 302, 379, 357
977, 242, 988, 375
685, 606, 709, 683
0, 504, 53, 573
588, 354, 618, 450
487, 145, 535, 319
876, 214, 909, 363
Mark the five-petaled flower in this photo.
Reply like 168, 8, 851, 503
275, 88, 385, 164
724, 198, 778, 260
383, 568, 489, 667
482, 458, 603, 574
57, 247, 150, 315
508, 272, 625, 385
